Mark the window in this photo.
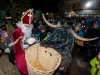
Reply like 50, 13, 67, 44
72, 4, 76, 9
97, 2, 100, 7
67, 5, 71, 9
5, 12, 11, 17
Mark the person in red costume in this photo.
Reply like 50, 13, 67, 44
12, 9, 36, 75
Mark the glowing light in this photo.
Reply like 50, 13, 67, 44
46, 13, 48, 15
85, 2, 92, 8
23, 12, 25, 15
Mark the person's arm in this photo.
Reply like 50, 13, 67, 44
12, 29, 24, 50
90, 57, 100, 69
90, 58, 96, 67
8, 35, 14, 47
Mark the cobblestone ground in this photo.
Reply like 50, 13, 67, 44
0, 54, 21, 75
70, 46, 91, 75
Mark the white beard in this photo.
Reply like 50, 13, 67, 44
16, 22, 33, 50
16, 22, 33, 38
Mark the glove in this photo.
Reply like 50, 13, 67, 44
5, 48, 10, 54
9, 42, 14, 47
27, 38, 36, 44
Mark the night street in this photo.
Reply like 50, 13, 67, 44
1, 0, 100, 75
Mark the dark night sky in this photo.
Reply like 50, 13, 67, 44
30, 0, 61, 12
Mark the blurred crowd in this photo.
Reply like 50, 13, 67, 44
33, 16, 100, 60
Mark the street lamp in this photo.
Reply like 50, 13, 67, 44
84, 0, 96, 9
85, 2, 92, 8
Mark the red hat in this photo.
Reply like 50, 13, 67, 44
21, 9, 34, 24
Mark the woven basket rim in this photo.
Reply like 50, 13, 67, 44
25, 43, 61, 73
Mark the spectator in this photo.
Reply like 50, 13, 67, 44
43, 32, 51, 41
76, 23, 82, 31
85, 22, 100, 46
90, 51, 100, 75
74, 25, 84, 52
96, 40, 100, 52
0, 30, 15, 65
32, 23, 41, 39
40, 26, 47, 41
75, 25, 84, 42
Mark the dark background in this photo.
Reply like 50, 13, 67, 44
30, 0, 61, 12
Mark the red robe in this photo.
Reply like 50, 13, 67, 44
12, 28, 28, 75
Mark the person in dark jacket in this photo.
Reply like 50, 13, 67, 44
96, 40, 100, 52
85, 22, 100, 46
0, 30, 15, 65
40, 26, 47, 41
83, 23, 100, 61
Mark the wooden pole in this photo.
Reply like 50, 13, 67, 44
5, 23, 9, 34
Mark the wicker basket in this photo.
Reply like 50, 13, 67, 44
25, 44, 61, 75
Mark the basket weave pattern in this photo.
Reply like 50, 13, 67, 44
25, 44, 61, 75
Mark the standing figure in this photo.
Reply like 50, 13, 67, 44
85, 22, 100, 46
75, 25, 84, 47
0, 30, 15, 65
39, 26, 46, 41
90, 51, 100, 75
12, 9, 36, 75
96, 40, 100, 52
